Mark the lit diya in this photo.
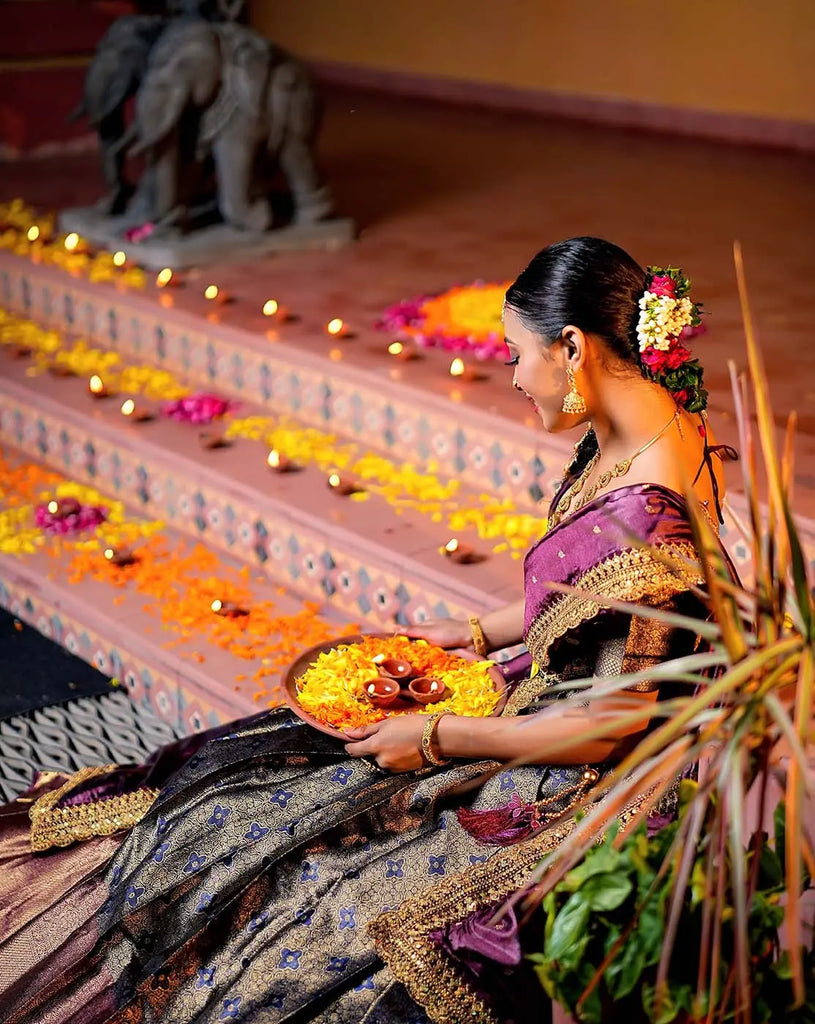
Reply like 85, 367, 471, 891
63, 232, 89, 254
156, 268, 179, 288
211, 599, 248, 618
371, 654, 413, 680
104, 545, 137, 567
326, 318, 352, 339
440, 538, 483, 564
120, 398, 154, 422
363, 677, 402, 708
204, 284, 231, 305
407, 676, 448, 704
388, 340, 420, 361
327, 471, 364, 496
47, 497, 81, 519
267, 449, 300, 474
88, 374, 113, 399
262, 299, 290, 322
448, 357, 487, 382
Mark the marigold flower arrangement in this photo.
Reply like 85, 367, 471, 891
378, 281, 511, 360
295, 635, 501, 730
636, 266, 707, 412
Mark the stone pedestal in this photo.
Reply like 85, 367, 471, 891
58, 207, 356, 268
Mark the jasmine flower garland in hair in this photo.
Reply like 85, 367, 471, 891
636, 266, 708, 413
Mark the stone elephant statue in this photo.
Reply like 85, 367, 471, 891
71, 14, 167, 216
121, 18, 333, 232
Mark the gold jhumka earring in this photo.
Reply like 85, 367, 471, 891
562, 366, 587, 415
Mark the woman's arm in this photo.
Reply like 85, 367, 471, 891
479, 598, 526, 652
435, 691, 656, 764
344, 691, 655, 773
402, 599, 525, 652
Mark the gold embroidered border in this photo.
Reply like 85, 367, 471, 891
29, 764, 159, 852
524, 543, 703, 668
499, 669, 560, 717
369, 789, 653, 1024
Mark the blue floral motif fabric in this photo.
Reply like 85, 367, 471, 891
17, 709, 549, 1023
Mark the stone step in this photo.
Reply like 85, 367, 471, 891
0, 251, 570, 511
0, 347, 529, 633
0, 445, 365, 732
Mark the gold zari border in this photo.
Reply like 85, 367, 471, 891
524, 542, 703, 667
29, 764, 159, 853
369, 790, 652, 1024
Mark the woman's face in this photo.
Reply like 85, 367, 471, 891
503, 307, 570, 432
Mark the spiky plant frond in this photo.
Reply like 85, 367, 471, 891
523, 245, 814, 1022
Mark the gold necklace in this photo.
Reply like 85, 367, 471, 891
548, 410, 680, 528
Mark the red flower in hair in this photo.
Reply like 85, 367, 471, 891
640, 338, 691, 375
648, 275, 676, 298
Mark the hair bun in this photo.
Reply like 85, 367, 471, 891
636, 266, 708, 412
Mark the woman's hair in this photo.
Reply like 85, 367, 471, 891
504, 237, 648, 368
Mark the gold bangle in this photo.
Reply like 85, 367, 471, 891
420, 711, 452, 767
468, 615, 488, 657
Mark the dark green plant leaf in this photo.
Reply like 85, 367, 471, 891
576, 871, 634, 912
546, 892, 591, 964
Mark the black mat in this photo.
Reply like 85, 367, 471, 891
0, 607, 114, 721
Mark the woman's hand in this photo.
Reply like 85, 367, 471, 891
343, 716, 428, 772
400, 618, 472, 649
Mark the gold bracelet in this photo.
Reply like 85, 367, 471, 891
468, 615, 488, 657
420, 711, 452, 767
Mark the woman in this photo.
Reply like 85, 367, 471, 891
1, 238, 734, 1024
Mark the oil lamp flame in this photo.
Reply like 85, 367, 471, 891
64, 232, 80, 252
156, 268, 173, 287
263, 299, 279, 317
326, 318, 346, 337
112, 250, 127, 267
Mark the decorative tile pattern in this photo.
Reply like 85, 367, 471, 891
0, 563, 259, 730
0, 257, 561, 511
0, 570, 179, 728
0, 396, 489, 631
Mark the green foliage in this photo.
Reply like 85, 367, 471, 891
531, 801, 806, 1024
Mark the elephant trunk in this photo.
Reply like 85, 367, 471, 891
109, 120, 141, 158
129, 83, 187, 156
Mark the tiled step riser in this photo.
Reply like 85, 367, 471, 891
0, 559, 242, 733
0, 254, 566, 509
0, 385, 777, 592
0, 394, 507, 630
